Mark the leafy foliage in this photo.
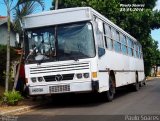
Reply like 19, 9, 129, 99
143, 36, 160, 75
0, 45, 19, 86
1, 0, 45, 92
2, 90, 23, 105
51, 0, 160, 75
13, 0, 45, 34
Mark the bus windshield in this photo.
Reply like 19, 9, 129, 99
25, 22, 95, 63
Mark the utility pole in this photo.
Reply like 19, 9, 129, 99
54, 0, 58, 57
4, 0, 11, 92
55, 0, 58, 10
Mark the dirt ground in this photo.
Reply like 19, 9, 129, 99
146, 76, 160, 81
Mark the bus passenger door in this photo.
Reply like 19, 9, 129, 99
95, 18, 109, 92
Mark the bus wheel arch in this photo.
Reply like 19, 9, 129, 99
136, 71, 138, 82
104, 70, 116, 102
133, 71, 139, 91
109, 70, 116, 88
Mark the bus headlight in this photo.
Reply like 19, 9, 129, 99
83, 73, 89, 78
31, 77, 36, 83
76, 73, 82, 79
38, 77, 43, 82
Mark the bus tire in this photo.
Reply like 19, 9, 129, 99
143, 79, 146, 86
133, 73, 139, 91
139, 81, 143, 87
105, 75, 115, 102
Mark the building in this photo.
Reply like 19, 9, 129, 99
0, 16, 16, 47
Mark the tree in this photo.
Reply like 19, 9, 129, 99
3, 0, 11, 92
142, 36, 160, 75
0, 45, 19, 86
13, 0, 44, 34
51, 0, 160, 76
13, 0, 44, 90
2, 0, 44, 92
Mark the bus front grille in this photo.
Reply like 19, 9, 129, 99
49, 85, 70, 93
29, 62, 90, 75
44, 74, 74, 82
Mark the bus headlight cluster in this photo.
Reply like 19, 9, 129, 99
76, 73, 83, 79
31, 77, 36, 83
31, 77, 44, 83
83, 73, 90, 78
76, 73, 90, 79
38, 77, 43, 82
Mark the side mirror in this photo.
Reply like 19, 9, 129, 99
98, 47, 105, 57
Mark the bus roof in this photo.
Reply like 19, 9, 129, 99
23, 7, 92, 29
23, 7, 138, 43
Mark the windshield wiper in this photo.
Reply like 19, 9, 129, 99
70, 56, 79, 61
25, 46, 36, 62
67, 54, 79, 61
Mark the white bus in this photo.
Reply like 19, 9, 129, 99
23, 7, 145, 101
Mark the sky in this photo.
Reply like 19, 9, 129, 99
152, 0, 160, 49
0, 0, 160, 48
0, 0, 52, 16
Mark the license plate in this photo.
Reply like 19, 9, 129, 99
32, 88, 43, 93
49, 85, 70, 93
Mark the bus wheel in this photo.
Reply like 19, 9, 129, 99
105, 75, 115, 102
139, 82, 143, 87
133, 74, 139, 91
143, 79, 146, 86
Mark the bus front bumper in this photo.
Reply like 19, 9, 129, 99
28, 81, 99, 95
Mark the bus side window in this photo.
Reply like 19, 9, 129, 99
140, 46, 143, 59
104, 24, 112, 50
136, 45, 139, 58
95, 18, 105, 57
112, 28, 121, 52
141, 52, 143, 59
121, 34, 127, 55
127, 38, 134, 56
134, 43, 137, 57
138, 45, 141, 58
